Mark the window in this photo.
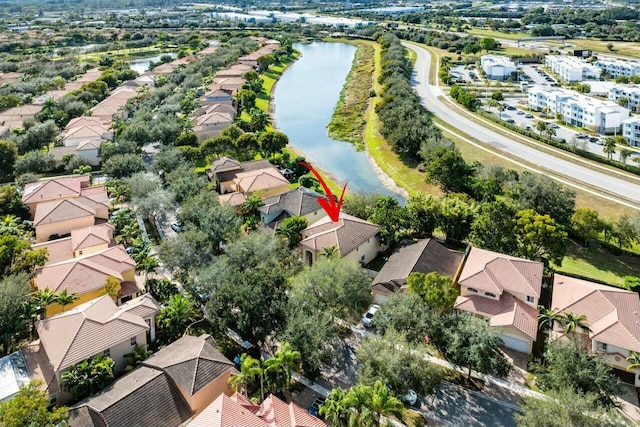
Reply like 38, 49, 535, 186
130, 337, 137, 347
467, 288, 478, 293
526, 295, 535, 303
596, 342, 608, 352
78, 250, 83, 255
485, 292, 497, 298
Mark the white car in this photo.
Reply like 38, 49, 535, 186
170, 221, 183, 232
361, 304, 380, 328
403, 389, 418, 406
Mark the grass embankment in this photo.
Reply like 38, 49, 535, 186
326, 41, 374, 149
365, 41, 442, 196
464, 28, 531, 41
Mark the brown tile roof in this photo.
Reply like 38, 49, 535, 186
189, 393, 269, 427
33, 198, 96, 226
300, 213, 379, 257
65, 116, 110, 130
35, 246, 134, 294
194, 111, 235, 126
552, 274, 640, 352
219, 192, 246, 207
458, 247, 543, 298
455, 292, 539, 340
33, 223, 116, 265
119, 293, 160, 319
22, 175, 90, 204
258, 394, 326, 427
210, 156, 242, 174
22, 340, 60, 397
62, 124, 110, 141
36, 296, 149, 371
68, 366, 193, 427
373, 239, 465, 294
234, 168, 289, 194
142, 334, 235, 396
258, 187, 326, 219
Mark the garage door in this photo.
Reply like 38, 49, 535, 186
501, 335, 529, 353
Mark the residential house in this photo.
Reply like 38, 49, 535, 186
372, 239, 466, 304
528, 85, 629, 134
218, 192, 247, 208
68, 366, 193, 427
480, 55, 516, 80
60, 122, 112, 146
300, 213, 381, 266
0, 104, 44, 130
194, 102, 237, 118
189, 392, 326, 427
213, 77, 245, 93
208, 158, 289, 197
22, 175, 90, 217
31, 294, 160, 402
34, 245, 140, 315
258, 186, 328, 229
192, 111, 235, 141
32, 223, 116, 265
200, 84, 234, 105
32, 186, 109, 242
215, 64, 254, 79
454, 247, 543, 354
551, 274, 640, 386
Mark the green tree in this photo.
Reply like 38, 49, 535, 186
438, 194, 476, 242
570, 208, 602, 246
165, 165, 207, 204
258, 130, 288, 157
508, 172, 576, 226
532, 338, 620, 408
515, 387, 633, 427
0, 140, 18, 183
559, 311, 589, 334
13, 151, 56, 175
469, 200, 517, 253
463, 43, 482, 56
0, 380, 68, 427
406, 193, 440, 238
276, 216, 308, 248
229, 353, 265, 399
101, 276, 121, 300
407, 272, 458, 313
264, 342, 301, 397
145, 278, 178, 303
236, 88, 256, 111
479, 37, 498, 52
534, 120, 548, 136
537, 306, 562, 332
56, 288, 78, 311
342, 191, 380, 220
611, 214, 639, 249
368, 196, 409, 246
234, 133, 260, 161
512, 209, 568, 267
257, 54, 275, 71
61, 354, 115, 401
0, 186, 30, 220
0, 273, 32, 355
424, 147, 476, 194
602, 137, 617, 160
491, 90, 504, 101
123, 345, 153, 372
102, 153, 146, 178
157, 293, 199, 342
319, 388, 349, 426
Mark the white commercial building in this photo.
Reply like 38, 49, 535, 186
528, 85, 629, 134
594, 58, 640, 78
480, 55, 516, 80
608, 85, 640, 111
544, 55, 601, 82
622, 117, 640, 147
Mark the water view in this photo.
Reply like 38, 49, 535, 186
274, 42, 403, 200
129, 52, 178, 74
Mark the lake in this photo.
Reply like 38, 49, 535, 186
129, 52, 178, 74
273, 41, 403, 201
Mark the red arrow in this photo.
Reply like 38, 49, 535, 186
298, 161, 347, 222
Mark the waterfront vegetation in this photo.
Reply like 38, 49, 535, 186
327, 40, 374, 149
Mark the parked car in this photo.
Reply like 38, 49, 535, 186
505, 118, 515, 124
524, 125, 532, 131
170, 221, 183, 232
516, 110, 525, 115
506, 105, 516, 111
361, 304, 380, 328
588, 137, 599, 143
309, 397, 326, 418
576, 133, 588, 139
403, 389, 418, 407
549, 123, 559, 129
525, 114, 534, 118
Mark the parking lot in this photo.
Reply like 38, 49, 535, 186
519, 65, 557, 87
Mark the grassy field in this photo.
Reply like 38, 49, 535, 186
553, 241, 640, 287
256, 51, 299, 114
545, 39, 640, 58
464, 28, 531, 41
326, 40, 374, 149
365, 41, 442, 196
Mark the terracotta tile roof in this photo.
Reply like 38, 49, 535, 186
71, 224, 114, 253
36, 296, 149, 371
22, 340, 60, 397
219, 192, 246, 207
300, 213, 379, 257
458, 247, 543, 298
68, 366, 193, 427
22, 175, 89, 204
213, 77, 246, 87
194, 111, 235, 126
62, 124, 110, 141
189, 393, 269, 427
234, 168, 289, 194
119, 294, 160, 319
210, 156, 242, 174
77, 139, 104, 151
258, 394, 327, 427
552, 274, 640, 352
455, 292, 539, 340
142, 334, 235, 396
35, 246, 134, 294
230, 391, 260, 413
373, 239, 465, 294
33, 198, 96, 226
258, 187, 326, 220
197, 103, 237, 117
65, 116, 110, 130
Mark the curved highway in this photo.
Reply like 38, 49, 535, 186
404, 42, 640, 210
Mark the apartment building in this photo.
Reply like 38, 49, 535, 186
480, 55, 516, 80
608, 85, 640, 111
622, 116, 640, 147
528, 85, 629, 134
544, 55, 601, 82
594, 58, 640, 78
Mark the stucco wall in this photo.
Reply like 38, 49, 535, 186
188, 371, 233, 415
344, 236, 380, 265
36, 216, 95, 242
45, 289, 103, 317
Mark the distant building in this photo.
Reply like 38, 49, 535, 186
622, 116, 640, 147
528, 85, 629, 134
594, 58, 640, 78
608, 85, 640, 111
544, 55, 601, 82
480, 55, 516, 80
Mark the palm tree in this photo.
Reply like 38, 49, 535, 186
264, 342, 301, 398
0, 215, 26, 236
321, 246, 339, 259
487, 99, 499, 113
626, 351, 640, 372
603, 137, 617, 160
137, 255, 159, 284
123, 345, 153, 372
544, 125, 556, 139
157, 294, 198, 342
33, 288, 58, 314
320, 388, 349, 427
229, 354, 265, 399
367, 380, 404, 427
56, 289, 78, 312
102, 276, 121, 301
559, 311, 589, 334
497, 103, 505, 120
619, 147, 634, 164
118, 223, 140, 246
537, 307, 562, 331
534, 120, 548, 136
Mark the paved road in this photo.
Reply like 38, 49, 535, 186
404, 42, 640, 209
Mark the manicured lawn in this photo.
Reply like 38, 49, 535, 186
553, 241, 640, 287
464, 28, 531, 41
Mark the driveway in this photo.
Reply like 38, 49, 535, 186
420, 381, 521, 427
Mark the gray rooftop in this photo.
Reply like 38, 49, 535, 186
258, 186, 326, 219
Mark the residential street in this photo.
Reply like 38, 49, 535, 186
404, 42, 640, 210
